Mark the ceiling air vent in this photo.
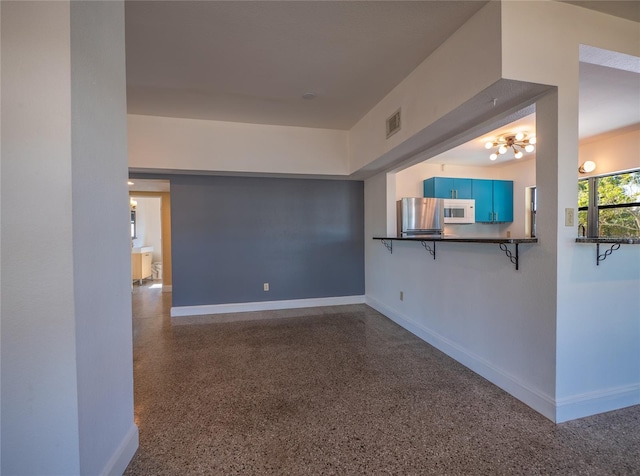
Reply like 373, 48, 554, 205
386, 108, 401, 139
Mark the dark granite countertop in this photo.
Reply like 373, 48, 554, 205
373, 236, 538, 244
575, 237, 640, 244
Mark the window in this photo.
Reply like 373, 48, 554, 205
131, 210, 137, 239
578, 170, 640, 238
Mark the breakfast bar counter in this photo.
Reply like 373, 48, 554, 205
372, 236, 538, 270
575, 237, 640, 265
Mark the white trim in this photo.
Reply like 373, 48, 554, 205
171, 295, 366, 317
162, 284, 172, 292
555, 384, 640, 423
99, 423, 138, 476
366, 295, 557, 422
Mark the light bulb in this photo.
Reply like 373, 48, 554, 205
579, 161, 596, 173
525, 144, 534, 153
485, 141, 494, 149
514, 151, 523, 159
498, 145, 507, 154
490, 153, 498, 161
515, 132, 524, 141
529, 136, 536, 145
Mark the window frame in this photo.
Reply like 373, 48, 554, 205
578, 169, 640, 238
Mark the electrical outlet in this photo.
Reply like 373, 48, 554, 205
400, 291, 404, 301
263, 283, 269, 292
565, 208, 575, 227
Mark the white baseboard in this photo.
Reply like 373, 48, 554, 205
100, 423, 138, 476
366, 295, 557, 422
171, 295, 366, 317
162, 285, 172, 292
555, 384, 640, 423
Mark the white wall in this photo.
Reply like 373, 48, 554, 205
128, 114, 350, 176
1, 3, 81, 472
364, 1, 639, 423
578, 127, 640, 177
132, 196, 162, 263
366, 169, 557, 420
1, 2, 137, 474
501, 0, 640, 422
70, 3, 137, 473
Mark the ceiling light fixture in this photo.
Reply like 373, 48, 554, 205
128, 181, 134, 186
578, 161, 596, 174
485, 132, 536, 161
302, 92, 317, 100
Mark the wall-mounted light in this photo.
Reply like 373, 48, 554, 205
578, 161, 596, 174
485, 132, 536, 161
129, 198, 137, 209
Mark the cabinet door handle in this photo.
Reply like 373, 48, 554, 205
495, 212, 498, 222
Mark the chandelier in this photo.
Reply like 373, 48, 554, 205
484, 132, 536, 161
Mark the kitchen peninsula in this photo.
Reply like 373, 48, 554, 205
373, 236, 538, 270
575, 237, 640, 265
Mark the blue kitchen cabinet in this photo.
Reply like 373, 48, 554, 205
423, 177, 472, 199
492, 180, 513, 223
472, 179, 494, 222
471, 179, 513, 223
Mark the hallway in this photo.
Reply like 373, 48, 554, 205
125, 286, 640, 475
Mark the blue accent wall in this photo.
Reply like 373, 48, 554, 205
132, 174, 364, 306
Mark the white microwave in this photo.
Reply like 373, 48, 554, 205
443, 199, 475, 224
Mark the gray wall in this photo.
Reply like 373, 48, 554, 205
133, 174, 364, 307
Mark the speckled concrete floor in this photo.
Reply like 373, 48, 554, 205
125, 284, 640, 475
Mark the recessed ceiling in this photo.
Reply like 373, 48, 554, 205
125, 1, 488, 130
124, 1, 639, 169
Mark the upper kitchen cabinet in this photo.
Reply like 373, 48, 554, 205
473, 179, 513, 223
423, 177, 472, 199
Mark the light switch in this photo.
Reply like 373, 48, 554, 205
565, 208, 575, 227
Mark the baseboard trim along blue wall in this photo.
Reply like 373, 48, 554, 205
171, 295, 366, 317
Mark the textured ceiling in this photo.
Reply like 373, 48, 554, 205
125, 1, 487, 130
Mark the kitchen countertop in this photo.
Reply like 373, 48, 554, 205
373, 236, 538, 244
372, 236, 537, 270
575, 237, 640, 244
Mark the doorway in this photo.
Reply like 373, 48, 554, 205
128, 179, 172, 292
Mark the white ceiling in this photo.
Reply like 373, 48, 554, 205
125, 1, 488, 130
124, 1, 639, 170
